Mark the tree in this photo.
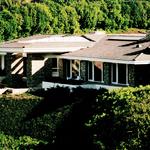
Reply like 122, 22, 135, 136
0, 9, 18, 40
20, 6, 32, 36
34, 3, 53, 34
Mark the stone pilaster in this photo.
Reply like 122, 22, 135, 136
80, 61, 88, 81
128, 65, 135, 86
103, 62, 111, 85
59, 59, 64, 79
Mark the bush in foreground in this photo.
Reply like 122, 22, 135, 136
86, 86, 150, 149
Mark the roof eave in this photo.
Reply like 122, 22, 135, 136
0, 47, 86, 54
0, 48, 23, 53
59, 55, 150, 65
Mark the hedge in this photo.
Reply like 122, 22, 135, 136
86, 85, 150, 149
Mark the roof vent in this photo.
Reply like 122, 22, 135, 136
136, 44, 142, 48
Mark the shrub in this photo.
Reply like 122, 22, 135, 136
86, 86, 150, 149
0, 90, 73, 147
0, 133, 46, 149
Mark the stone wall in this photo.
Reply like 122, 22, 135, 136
80, 61, 88, 81
4, 53, 26, 87
44, 58, 53, 81
4, 53, 12, 87
26, 54, 32, 87
59, 59, 64, 79
128, 65, 135, 86
27, 57, 65, 87
4, 55, 66, 88
61, 59, 67, 79
103, 62, 111, 85
4, 53, 137, 88
27, 56, 53, 87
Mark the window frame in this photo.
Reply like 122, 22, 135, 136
88, 61, 104, 82
111, 63, 129, 85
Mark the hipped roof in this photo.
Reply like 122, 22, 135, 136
60, 34, 150, 64
0, 34, 102, 53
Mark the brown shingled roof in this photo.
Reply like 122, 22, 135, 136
61, 35, 150, 62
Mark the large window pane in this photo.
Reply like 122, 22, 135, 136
118, 64, 126, 84
72, 60, 80, 79
52, 58, 57, 68
88, 61, 93, 80
112, 64, 116, 83
94, 62, 102, 81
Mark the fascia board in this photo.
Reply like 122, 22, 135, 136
23, 47, 84, 53
58, 56, 150, 65
0, 48, 23, 53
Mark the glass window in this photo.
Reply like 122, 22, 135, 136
88, 61, 93, 80
72, 60, 80, 79
112, 63, 116, 83
94, 62, 102, 81
118, 64, 126, 84
52, 58, 57, 68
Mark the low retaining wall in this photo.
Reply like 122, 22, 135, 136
42, 81, 121, 90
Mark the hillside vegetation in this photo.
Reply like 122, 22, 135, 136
0, 0, 149, 41
0, 86, 150, 149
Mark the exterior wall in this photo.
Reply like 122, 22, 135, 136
3, 53, 27, 87
11, 54, 24, 75
80, 61, 88, 81
61, 59, 88, 81
26, 54, 32, 87
103, 62, 111, 85
62, 59, 67, 79
2, 54, 137, 88
27, 54, 50, 87
27, 57, 64, 87
59, 59, 64, 79
5, 53, 12, 87
128, 65, 135, 86
44, 58, 53, 81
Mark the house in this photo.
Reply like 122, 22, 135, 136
0, 33, 100, 88
0, 32, 149, 89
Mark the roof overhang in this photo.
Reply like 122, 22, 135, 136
59, 55, 150, 65
0, 52, 7, 55
0, 48, 23, 53
23, 47, 84, 53
0, 47, 84, 54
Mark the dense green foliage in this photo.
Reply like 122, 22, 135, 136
86, 86, 150, 149
0, 0, 149, 41
0, 133, 44, 149
0, 93, 72, 148
1, 86, 150, 149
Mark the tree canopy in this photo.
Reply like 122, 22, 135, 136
0, 0, 149, 41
